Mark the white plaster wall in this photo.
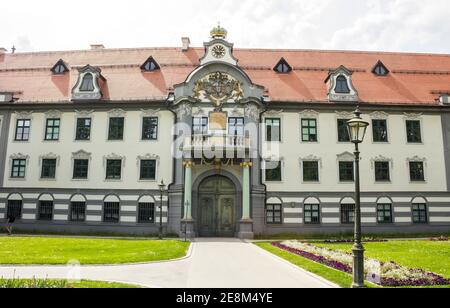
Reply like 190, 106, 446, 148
4, 110, 174, 190
263, 111, 447, 192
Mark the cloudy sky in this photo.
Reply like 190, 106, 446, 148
2, 0, 450, 54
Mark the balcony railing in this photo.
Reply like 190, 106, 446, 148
183, 134, 251, 151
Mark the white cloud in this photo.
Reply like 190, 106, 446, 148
1, 0, 449, 53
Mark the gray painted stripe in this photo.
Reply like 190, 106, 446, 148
0, 112, 11, 188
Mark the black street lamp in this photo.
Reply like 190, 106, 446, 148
347, 107, 369, 288
158, 180, 166, 240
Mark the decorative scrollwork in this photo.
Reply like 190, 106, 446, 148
193, 72, 244, 110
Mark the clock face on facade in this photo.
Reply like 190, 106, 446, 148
211, 44, 226, 58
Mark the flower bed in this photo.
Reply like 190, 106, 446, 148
429, 236, 448, 242
324, 238, 387, 244
273, 241, 450, 287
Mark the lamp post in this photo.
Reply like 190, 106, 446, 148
347, 107, 369, 288
158, 180, 166, 240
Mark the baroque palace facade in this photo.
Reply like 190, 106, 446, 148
1, 26, 450, 238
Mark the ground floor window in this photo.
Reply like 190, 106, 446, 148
70, 202, 86, 222
138, 203, 155, 223
7, 200, 22, 220
38, 201, 53, 221
377, 204, 393, 223
104, 202, 120, 223
304, 204, 320, 224
341, 204, 355, 224
412, 204, 428, 224
266, 204, 282, 224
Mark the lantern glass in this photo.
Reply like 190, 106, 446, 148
159, 180, 166, 192
347, 118, 369, 143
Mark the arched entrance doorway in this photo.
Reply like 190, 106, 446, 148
198, 175, 237, 237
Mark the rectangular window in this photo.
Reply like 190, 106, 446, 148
406, 120, 422, 143
41, 159, 57, 179
192, 117, 208, 135
265, 161, 282, 182
341, 204, 355, 224
301, 118, 318, 142
142, 117, 158, 140
70, 202, 86, 222
138, 203, 155, 223
75, 118, 91, 141
265, 118, 281, 142
108, 117, 124, 140
45, 118, 60, 140
7, 200, 22, 220
15, 119, 31, 141
337, 119, 350, 142
372, 119, 389, 142
11, 159, 26, 178
140, 160, 156, 180
106, 159, 122, 180
375, 161, 390, 182
266, 204, 282, 224
228, 117, 244, 136
339, 161, 354, 182
304, 204, 320, 224
38, 201, 53, 221
104, 202, 120, 223
73, 159, 89, 179
302, 161, 319, 182
377, 204, 393, 223
410, 162, 425, 182
412, 204, 428, 224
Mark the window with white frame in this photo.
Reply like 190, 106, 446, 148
15, 119, 31, 141
264, 160, 282, 182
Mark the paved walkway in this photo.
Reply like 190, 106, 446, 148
0, 238, 338, 288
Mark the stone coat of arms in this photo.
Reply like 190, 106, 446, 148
193, 72, 244, 110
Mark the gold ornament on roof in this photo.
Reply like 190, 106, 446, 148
210, 23, 228, 39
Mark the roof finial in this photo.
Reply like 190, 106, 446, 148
11, 46, 16, 54
210, 22, 227, 40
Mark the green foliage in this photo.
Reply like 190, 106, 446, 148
0, 277, 67, 288
0, 237, 190, 265
313, 240, 450, 278
0, 278, 140, 289
256, 242, 376, 288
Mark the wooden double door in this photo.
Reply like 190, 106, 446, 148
198, 176, 236, 237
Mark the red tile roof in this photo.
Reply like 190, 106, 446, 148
1, 47, 450, 106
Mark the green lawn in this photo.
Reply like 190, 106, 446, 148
314, 240, 450, 278
0, 278, 141, 288
0, 237, 190, 265
256, 240, 450, 288
256, 242, 377, 288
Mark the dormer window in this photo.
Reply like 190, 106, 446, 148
335, 75, 351, 93
80, 74, 94, 92
71, 65, 104, 101
141, 57, 160, 72
372, 61, 389, 76
51, 59, 69, 75
274, 58, 292, 74
325, 65, 358, 102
